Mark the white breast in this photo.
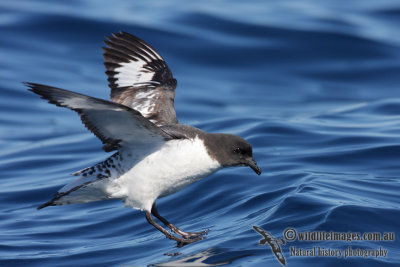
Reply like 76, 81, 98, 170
106, 136, 221, 211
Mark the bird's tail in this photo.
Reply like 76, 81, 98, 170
37, 199, 57, 210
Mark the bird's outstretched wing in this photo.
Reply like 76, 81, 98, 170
103, 31, 178, 126
26, 82, 171, 152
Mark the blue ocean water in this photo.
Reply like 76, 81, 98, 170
1, 0, 400, 266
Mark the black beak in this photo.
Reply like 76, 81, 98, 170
246, 158, 262, 175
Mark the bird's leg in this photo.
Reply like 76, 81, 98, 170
145, 211, 202, 243
151, 203, 209, 239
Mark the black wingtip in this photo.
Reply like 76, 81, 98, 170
24, 82, 46, 94
118, 31, 131, 37
24, 82, 51, 100
24, 82, 35, 91
24, 82, 70, 105
23, 82, 39, 87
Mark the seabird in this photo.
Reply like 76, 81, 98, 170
26, 31, 261, 244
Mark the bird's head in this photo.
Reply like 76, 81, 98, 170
205, 133, 262, 175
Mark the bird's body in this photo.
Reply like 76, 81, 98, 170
28, 32, 261, 244
52, 129, 220, 211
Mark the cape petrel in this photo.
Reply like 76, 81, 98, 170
26, 31, 261, 244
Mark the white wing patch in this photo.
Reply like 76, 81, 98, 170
103, 32, 179, 126
109, 36, 164, 88
114, 60, 156, 87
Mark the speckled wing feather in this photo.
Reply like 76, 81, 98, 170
26, 83, 171, 152
103, 31, 178, 126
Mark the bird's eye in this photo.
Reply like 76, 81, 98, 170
233, 148, 242, 154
